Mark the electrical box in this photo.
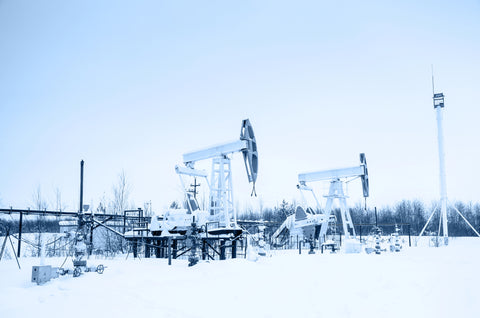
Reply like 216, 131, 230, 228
32, 266, 59, 285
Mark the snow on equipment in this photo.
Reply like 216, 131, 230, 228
154, 119, 258, 237
245, 222, 271, 260
272, 153, 369, 253
186, 218, 200, 267
374, 228, 382, 254
271, 206, 326, 248
256, 223, 267, 256
68, 161, 105, 277
142, 119, 258, 265
389, 225, 402, 252
31, 160, 105, 284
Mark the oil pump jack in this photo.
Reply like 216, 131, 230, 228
298, 153, 369, 244
271, 153, 369, 252
153, 119, 258, 237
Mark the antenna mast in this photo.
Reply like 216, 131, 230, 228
417, 71, 480, 245
432, 79, 448, 245
431, 65, 435, 96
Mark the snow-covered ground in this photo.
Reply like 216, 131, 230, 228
1, 237, 479, 318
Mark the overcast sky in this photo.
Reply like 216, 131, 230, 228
1, 0, 479, 214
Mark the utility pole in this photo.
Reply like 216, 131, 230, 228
188, 177, 200, 199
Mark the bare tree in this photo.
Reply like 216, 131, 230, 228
143, 200, 153, 217
54, 187, 66, 211
112, 170, 130, 215
105, 171, 131, 253
278, 199, 293, 220
259, 198, 264, 216
97, 193, 107, 214
32, 185, 48, 211
32, 186, 48, 257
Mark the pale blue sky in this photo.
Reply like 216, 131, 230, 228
1, 0, 479, 213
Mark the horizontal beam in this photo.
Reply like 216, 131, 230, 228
0, 208, 77, 217
183, 140, 247, 163
340, 223, 411, 226
0, 208, 150, 222
175, 165, 208, 178
237, 220, 282, 225
299, 166, 365, 183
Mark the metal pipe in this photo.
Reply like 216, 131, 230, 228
220, 240, 226, 260
168, 237, 172, 265
79, 160, 84, 213
172, 240, 178, 259
298, 235, 301, 254
17, 210, 23, 258
0, 208, 151, 222
123, 210, 126, 234
232, 240, 237, 259
435, 105, 449, 244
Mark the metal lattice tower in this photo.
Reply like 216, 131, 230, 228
209, 156, 236, 227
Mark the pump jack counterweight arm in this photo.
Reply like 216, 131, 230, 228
299, 166, 364, 183
183, 140, 248, 165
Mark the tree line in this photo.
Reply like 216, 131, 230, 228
2, 198, 480, 238
238, 199, 480, 237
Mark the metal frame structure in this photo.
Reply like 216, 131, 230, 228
0, 209, 149, 254
417, 87, 480, 245
173, 119, 258, 235
126, 233, 248, 262
122, 119, 260, 264
297, 153, 369, 244
0, 161, 149, 259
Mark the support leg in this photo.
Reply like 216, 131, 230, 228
452, 205, 480, 237
17, 211, 23, 258
220, 240, 226, 260
232, 239, 237, 259
416, 204, 439, 245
